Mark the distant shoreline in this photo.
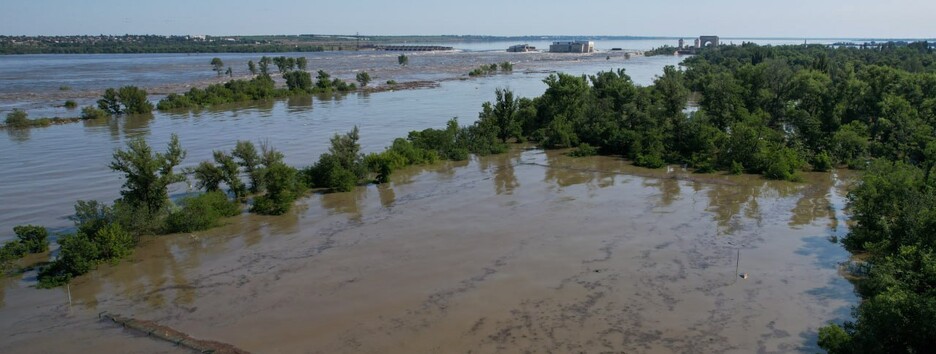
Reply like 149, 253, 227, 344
3, 34, 932, 55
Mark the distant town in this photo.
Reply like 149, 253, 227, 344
0, 34, 932, 55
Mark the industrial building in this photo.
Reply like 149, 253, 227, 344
507, 44, 537, 52
548, 41, 594, 53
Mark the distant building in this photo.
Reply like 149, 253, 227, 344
678, 38, 685, 49
507, 44, 537, 52
549, 41, 594, 53
694, 38, 701, 49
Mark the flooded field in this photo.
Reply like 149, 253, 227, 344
0, 38, 856, 353
0, 150, 857, 353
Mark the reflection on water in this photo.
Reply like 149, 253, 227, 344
377, 184, 396, 208
320, 187, 367, 221
4, 127, 29, 142
286, 95, 313, 111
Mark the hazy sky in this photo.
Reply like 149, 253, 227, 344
2, 0, 934, 38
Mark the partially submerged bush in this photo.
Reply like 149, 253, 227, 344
166, 191, 240, 233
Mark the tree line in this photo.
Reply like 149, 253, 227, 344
157, 56, 360, 111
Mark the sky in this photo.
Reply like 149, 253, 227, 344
2, 0, 934, 39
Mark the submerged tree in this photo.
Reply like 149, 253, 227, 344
210, 57, 224, 76
109, 134, 186, 214
356, 71, 371, 87
398, 53, 408, 67
247, 60, 257, 75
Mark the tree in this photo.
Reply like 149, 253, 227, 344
284, 70, 312, 92
13, 225, 49, 253
259, 56, 271, 75
211, 57, 224, 76
233, 140, 262, 193
4, 109, 29, 128
109, 134, 186, 215
296, 57, 308, 71
398, 53, 408, 67
315, 70, 333, 91
356, 72, 371, 87
97, 88, 121, 114
117, 86, 153, 114
225, 66, 233, 78
247, 60, 257, 75
97, 86, 153, 115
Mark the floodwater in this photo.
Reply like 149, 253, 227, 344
0, 38, 856, 353
0, 150, 858, 353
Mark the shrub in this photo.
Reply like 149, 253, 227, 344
13, 225, 48, 253
635, 153, 666, 168
167, 191, 240, 233
37, 221, 135, 288
386, 80, 397, 85
812, 151, 834, 172
356, 72, 371, 87
304, 154, 358, 192
64, 100, 78, 109
284, 70, 313, 92
0, 240, 29, 273
569, 143, 598, 157
762, 147, 804, 181
251, 162, 303, 215
80, 106, 109, 120
5, 109, 29, 128
730, 161, 744, 175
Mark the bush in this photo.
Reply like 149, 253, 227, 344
730, 161, 744, 175
0, 240, 29, 273
569, 143, 598, 157
284, 70, 313, 92
37, 222, 135, 288
304, 154, 358, 192
635, 153, 666, 168
166, 191, 240, 233
5, 109, 29, 128
251, 162, 303, 215
812, 151, 834, 172
356, 72, 371, 87
64, 100, 78, 109
13, 225, 49, 253
386, 80, 397, 85
80, 106, 109, 120
762, 147, 804, 181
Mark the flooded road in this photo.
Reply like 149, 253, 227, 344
0, 150, 857, 353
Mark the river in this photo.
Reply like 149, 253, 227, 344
0, 38, 856, 353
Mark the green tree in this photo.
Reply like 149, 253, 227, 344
247, 60, 257, 75
315, 70, 333, 91
98, 86, 153, 115
233, 140, 262, 193
13, 225, 49, 253
210, 57, 224, 76
398, 53, 408, 67
97, 88, 121, 114
117, 86, 153, 114
4, 109, 29, 128
109, 134, 186, 215
285, 70, 313, 92
259, 56, 271, 75
296, 57, 308, 71
356, 71, 371, 87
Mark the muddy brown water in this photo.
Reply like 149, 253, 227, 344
0, 148, 857, 353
